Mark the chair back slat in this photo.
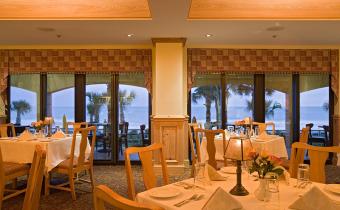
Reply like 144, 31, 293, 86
22, 145, 46, 210
139, 150, 157, 190
69, 126, 96, 168
0, 124, 16, 138
289, 142, 340, 183
93, 185, 163, 210
204, 129, 226, 170
125, 143, 168, 200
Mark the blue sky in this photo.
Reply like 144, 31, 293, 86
11, 85, 329, 108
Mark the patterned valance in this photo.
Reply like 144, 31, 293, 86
187, 48, 339, 99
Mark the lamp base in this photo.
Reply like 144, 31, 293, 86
229, 184, 249, 196
229, 160, 249, 196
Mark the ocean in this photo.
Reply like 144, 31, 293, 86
11, 106, 329, 130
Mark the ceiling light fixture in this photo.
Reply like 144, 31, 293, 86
127, 34, 134, 37
206, 34, 212, 38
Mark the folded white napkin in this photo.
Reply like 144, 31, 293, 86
18, 130, 35, 141
289, 186, 340, 210
51, 130, 66, 139
205, 164, 227, 181
202, 187, 243, 210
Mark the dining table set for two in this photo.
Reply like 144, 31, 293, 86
137, 160, 340, 210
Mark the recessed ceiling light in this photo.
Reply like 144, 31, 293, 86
127, 34, 134, 37
206, 34, 212, 38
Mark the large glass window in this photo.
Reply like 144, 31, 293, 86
118, 73, 149, 161
86, 74, 112, 161
47, 74, 75, 128
265, 74, 293, 145
10, 74, 40, 126
300, 74, 329, 146
191, 74, 221, 129
225, 74, 254, 125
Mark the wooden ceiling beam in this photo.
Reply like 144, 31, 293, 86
188, 0, 340, 20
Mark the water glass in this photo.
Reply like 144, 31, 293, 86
194, 163, 206, 186
297, 164, 310, 185
254, 127, 259, 136
266, 175, 280, 210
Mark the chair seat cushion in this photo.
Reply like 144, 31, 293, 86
57, 158, 89, 169
3, 162, 29, 176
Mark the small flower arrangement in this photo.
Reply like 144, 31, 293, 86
248, 150, 285, 179
31, 120, 45, 131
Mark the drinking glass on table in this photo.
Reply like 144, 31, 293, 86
266, 174, 280, 210
194, 163, 206, 186
297, 164, 310, 187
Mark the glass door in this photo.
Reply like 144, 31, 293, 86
86, 74, 113, 161
118, 73, 150, 161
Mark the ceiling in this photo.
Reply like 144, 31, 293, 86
0, 0, 340, 45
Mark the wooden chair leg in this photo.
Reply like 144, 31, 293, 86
89, 168, 95, 191
69, 173, 76, 200
0, 185, 4, 210
44, 172, 50, 196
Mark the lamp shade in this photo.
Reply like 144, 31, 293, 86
225, 137, 253, 161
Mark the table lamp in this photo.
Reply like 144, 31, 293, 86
224, 137, 253, 196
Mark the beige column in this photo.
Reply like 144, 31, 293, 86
151, 38, 188, 175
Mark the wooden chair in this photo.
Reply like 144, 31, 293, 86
289, 142, 340, 183
22, 145, 46, 210
188, 126, 204, 177
93, 185, 163, 210
65, 122, 88, 134
45, 126, 96, 200
125, 143, 169, 200
119, 122, 129, 154
140, 124, 149, 146
281, 127, 309, 169
0, 124, 16, 138
204, 129, 227, 170
0, 147, 30, 209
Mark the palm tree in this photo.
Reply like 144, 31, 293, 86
119, 90, 136, 123
192, 86, 219, 127
246, 98, 282, 119
86, 92, 107, 123
11, 100, 31, 125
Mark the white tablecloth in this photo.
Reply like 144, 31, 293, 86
137, 175, 340, 210
201, 135, 288, 161
0, 135, 91, 171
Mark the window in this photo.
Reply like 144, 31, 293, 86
300, 74, 329, 146
118, 73, 149, 161
265, 74, 293, 144
191, 74, 221, 129
10, 74, 40, 126
86, 74, 112, 161
47, 74, 75, 128
225, 74, 254, 126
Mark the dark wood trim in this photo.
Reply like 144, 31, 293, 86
112, 74, 119, 164
221, 73, 226, 129
74, 74, 86, 122
6, 75, 10, 123
148, 92, 152, 145
292, 74, 300, 142
254, 74, 265, 122
40, 74, 47, 120
187, 90, 192, 122
329, 74, 334, 146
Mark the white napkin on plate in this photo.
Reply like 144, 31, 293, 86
289, 186, 340, 210
18, 130, 35, 141
51, 130, 66, 139
205, 164, 227, 181
202, 187, 243, 210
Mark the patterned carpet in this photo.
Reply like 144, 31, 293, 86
2, 165, 340, 210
